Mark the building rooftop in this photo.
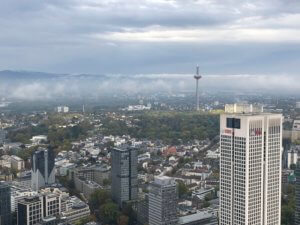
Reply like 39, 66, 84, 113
178, 211, 215, 224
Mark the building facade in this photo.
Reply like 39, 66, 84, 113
111, 147, 138, 207
31, 148, 55, 191
220, 113, 282, 225
0, 182, 12, 225
149, 176, 178, 225
18, 196, 43, 225
295, 162, 300, 224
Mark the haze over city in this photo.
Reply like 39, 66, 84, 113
0, 1, 299, 225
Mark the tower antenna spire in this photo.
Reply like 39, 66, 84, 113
194, 65, 202, 111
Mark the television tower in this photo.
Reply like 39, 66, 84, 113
194, 66, 202, 111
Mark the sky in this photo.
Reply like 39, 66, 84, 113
1, 0, 300, 76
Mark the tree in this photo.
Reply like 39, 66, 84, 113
117, 215, 129, 225
89, 189, 110, 212
177, 181, 188, 199
100, 202, 120, 224
290, 164, 297, 170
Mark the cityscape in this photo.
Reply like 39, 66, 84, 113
0, 1, 300, 225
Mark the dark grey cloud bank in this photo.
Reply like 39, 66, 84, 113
0, 0, 300, 78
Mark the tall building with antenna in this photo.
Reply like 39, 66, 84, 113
194, 66, 202, 111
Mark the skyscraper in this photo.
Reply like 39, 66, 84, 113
31, 148, 55, 191
220, 113, 282, 225
148, 176, 178, 225
0, 181, 12, 225
111, 146, 138, 207
295, 162, 300, 224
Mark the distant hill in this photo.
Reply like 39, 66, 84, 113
0, 70, 108, 80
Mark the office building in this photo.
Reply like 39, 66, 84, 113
149, 176, 178, 225
111, 146, 138, 207
295, 162, 300, 224
31, 148, 55, 191
220, 113, 282, 225
0, 182, 12, 225
18, 196, 43, 225
60, 196, 90, 223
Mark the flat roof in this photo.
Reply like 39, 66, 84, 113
179, 211, 214, 224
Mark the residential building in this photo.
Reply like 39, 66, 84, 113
111, 146, 138, 207
149, 176, 178, 225
11, 155, 25, 171
31, 148, 55, 191
0, 182, 12, 225
219, 113, 282, 225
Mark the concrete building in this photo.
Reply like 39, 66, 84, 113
74, 176, 101, 199
220, 113, 282, 225
68, 165, 110, 186
111, 146, 138, 207
0, 182, 12, 225
42, 193, 61, 218
11, 189, 38, 212
31, 148, 56, 191
149, 176, 178, 225
55, 106, 69, 113
11, 155, 25, 171
225, 103, 263, 114
287, 149, 298, 169
18, 196, 43, 225
60, 196, 90, 223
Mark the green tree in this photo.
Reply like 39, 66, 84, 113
89, 189, 110, 212
100, 202, 120, 224
177, 181, 188, 199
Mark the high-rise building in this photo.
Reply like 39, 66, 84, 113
220, 113, 282, 225
295, 162, 300, 224
31, 148, 55, 191
0, 181, 12, 225
149, 176, 178, 225
111, 146, 138, 207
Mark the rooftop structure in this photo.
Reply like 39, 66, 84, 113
225, 103, 264, 114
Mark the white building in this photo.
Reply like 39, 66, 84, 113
56, 106, 69, 113
287, 147, 299, 169
225, 103, 264, 113
60, 196, 90, 223
149, 176, 178, 225
31, 135, 48, 144
11, 189, 38, 212
220, 113, 282, 225
11, 155, 25, 171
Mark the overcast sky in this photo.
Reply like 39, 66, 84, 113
1, 0, 300, 75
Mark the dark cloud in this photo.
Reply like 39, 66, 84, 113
0, 0, 299, 76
